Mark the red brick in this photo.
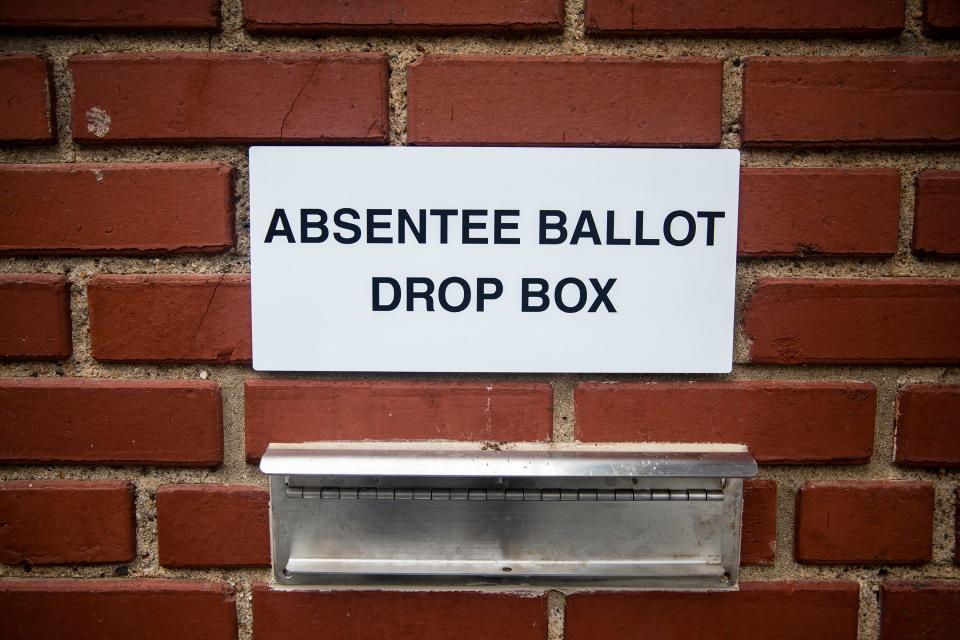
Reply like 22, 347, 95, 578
739, 168, 901, 257
586, 0, 903, 36
0, 54, 54, 143
742, 57, 960, 147
87, 275, 250, 363
565, 582, 860, 640
0, 274, 71, 360
70, 53, 388, 144
252, 585, 547, 640
924, 0, 960, 36
0, 0, 218, 31
914, 171, 960, 256
0, 163, 234, 255
156, 485, 269, 568
795, 481, 934, 564
245, 0, 563, 34
0, 579, 236, 640
881, 581, 960, 640
0, 378, 223, 466
575, 382, 875, 464
743, 279, 960, 364
244, 379, 553, 461
895, 385, 960, 468
742, 480, 777, 566
408, 56, 722, 146
0, 481, 134, 565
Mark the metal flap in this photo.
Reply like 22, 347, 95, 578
261, 442, 758, 590
259, 442, 758, 479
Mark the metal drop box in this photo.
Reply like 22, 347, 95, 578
260, 442, 757, 589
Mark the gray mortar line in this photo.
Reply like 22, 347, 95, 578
547, 589, 566, 640
551, 376, 576, 443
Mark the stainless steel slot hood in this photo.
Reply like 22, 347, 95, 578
260, 442, 758, 589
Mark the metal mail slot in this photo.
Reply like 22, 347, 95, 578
260, 442, 757, 589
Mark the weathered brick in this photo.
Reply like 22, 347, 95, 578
408, 56, 722, 146
738, 168, 901, 257
0, 378, 223, 466
0, 274, 71, 360
156, 485, 269, 568
743, 57, 960, 146
913, 171, 960, 256
0, 0, 219, 31
245, 0, 563, 34
252, 586, 547, 640
71, 53, 389, 144
0, 163, 234, 254
87, 275, 250, 363
924, 0, 960, 36
0, 481, 134, 565
0, 54, 54, 143
880, 581, 960, 640
742, 480, 777, 566
566, 582, 860, 640
0, 579, 237, 640
586, 0, 904, 37
895, 385, 960, 467
575, 382, 875, 464
795, 481, 934, 564
743, 279, 960, 364
244, 379, 552, 461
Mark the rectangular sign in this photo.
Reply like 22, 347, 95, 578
249, 147, 740, 373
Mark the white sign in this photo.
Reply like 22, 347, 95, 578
249, 147, 740, 373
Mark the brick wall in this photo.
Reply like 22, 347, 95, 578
1, 1, 959, 639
